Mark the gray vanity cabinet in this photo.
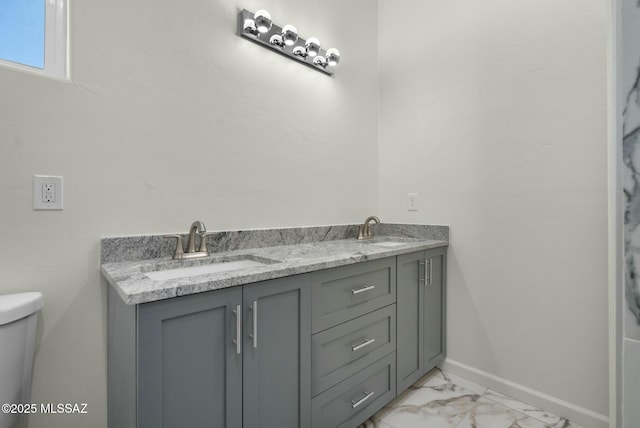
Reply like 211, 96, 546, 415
396, 247, 447, 392
108, 246, 447, 428
108, 274, 311, 428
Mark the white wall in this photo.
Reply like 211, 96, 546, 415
378, 0, 609, 425
0, 1, 378, 427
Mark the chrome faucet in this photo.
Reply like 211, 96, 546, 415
165, 220, 213, 260
357, 216, 380, 240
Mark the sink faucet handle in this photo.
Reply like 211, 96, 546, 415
164, 235, 185, 260
198, 232, 216, 253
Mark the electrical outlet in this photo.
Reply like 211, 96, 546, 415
33, 175, 63, 210
407, 193, 418, 211
42, 183, 55, 203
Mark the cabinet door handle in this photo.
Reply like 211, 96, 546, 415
249, 301, 258, 348
351, 391, 375, 408
429, 258, 434, 285
233, 305, 241, 355
419, 261, 426, 284
351, 338, 376, 352
351, 285, 375, 295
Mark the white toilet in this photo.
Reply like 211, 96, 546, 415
0, 292, 44, 428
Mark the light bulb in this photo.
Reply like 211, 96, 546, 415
305, 38, 320, 57
243, 19, 257, 35
254, 10, 272, 33
281, 25, 298, 46
326, 48, 340, 66
292, 46, 307, 57
270, 34, 284, 48
313, 56, 327, 67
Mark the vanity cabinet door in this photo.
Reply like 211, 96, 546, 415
137, 287, 243, 428
242, 275, 312, 428
396, 248, 447, 392
424, 247, 446, 370
396, 251, 425, 392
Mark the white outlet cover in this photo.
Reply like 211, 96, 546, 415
33, 175, 63, 210
407, 192, 418, 211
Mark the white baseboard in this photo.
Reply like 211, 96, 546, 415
440, 359, 609, 428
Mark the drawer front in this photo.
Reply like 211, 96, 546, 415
311, 353, 396, 428
312, 305, 396, 396
311, 257, 396, 333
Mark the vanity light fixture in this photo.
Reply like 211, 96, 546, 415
239, 9, 341, 76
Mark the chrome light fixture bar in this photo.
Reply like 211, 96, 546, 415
238, 9, 340, 76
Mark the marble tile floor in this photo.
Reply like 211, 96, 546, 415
359, 369, 585, 428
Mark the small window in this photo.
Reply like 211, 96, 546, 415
0, 0, 67, 78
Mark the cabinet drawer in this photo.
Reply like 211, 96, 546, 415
311, 353, 396, 428
312, 305, 396, 396
311, 257, 396, 333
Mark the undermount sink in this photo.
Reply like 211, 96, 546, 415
144, 255, 278, 281
367, 241, 407, 248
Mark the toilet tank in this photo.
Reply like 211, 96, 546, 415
0, 292, 44, 428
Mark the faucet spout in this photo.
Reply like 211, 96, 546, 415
358, 216, 380, 240
187, 221, 207, 253
364, 216, 380, 225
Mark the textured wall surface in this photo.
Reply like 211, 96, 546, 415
0, 1, 378, 427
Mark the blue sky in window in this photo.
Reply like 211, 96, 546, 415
0, 0, 45, 69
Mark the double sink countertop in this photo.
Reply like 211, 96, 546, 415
101, 223, 449, 305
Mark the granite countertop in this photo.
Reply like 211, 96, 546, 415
101, 224, 449, 305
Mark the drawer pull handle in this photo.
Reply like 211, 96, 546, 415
233, 305, 241, 355
351, 338, 376, 352
351, 391, 375, 408
351, 285, 375, 295
249, 301, 258, 348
